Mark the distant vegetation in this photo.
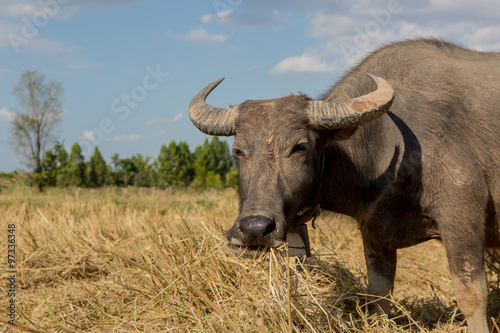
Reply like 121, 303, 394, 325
5, 70, 238, 192
3, 136, 238, 191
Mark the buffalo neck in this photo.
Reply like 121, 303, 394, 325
317, 112, 418, 222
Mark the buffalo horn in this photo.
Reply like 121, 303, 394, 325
307, 74, 395, 130
188, 77, 237, 136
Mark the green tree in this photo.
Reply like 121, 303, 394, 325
109, 153, 124, 186
60, 143, 86, 187
208, 137, 233, 176
54, 142, 68, 187
157, 141, 193, 187
132, 154, 152, 187
192, 137, 234, 188
41, 149, 58, 187
149, 159, 159, 187
107, 153, 152, 187
10, 70, 64, 191
192, 144, 208, 188
117, 157, 136, 186
41, 142, 68, 188
88, 146, 108, 187
176, 141, 194, 186
225, 166, 238, 188
157, 142, 176, 186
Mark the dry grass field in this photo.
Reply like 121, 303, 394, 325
1, 186, 500, 332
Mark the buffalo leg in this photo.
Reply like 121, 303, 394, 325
362, 236, 397, 315
441, 231, 488, 333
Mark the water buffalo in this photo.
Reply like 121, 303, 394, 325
188, 39, 499, 332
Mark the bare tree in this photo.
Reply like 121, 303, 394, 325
11, 70, 64, 191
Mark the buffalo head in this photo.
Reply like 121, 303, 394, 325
188, 74, 394, 256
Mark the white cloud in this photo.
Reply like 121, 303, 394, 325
106, 134, 145, 142
0, 20, 22, 50
308, 14, 357, 39
461, 25, 500, 51
79, 131, 97, 141
0, 2, 78, 20
24, 38, 78, 55
199, 9, 233, 24
70, 0, 142, 8
269, 52, 338, 75
0, 0, 140, 21
146, 112, 183, 125
0, 0, 138, 53
0, 108, 15, 121
268, 0, 500, 74
199, 7, 289, 27
172, 112, 183, 122
3, 3, 39, 18
172, 27, 228, 43
199, 14, 212, 24
0, 19, 78, 54
146, 118, 168, 125
427, 0, 500, 19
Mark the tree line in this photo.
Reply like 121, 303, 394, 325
37, 136, 237, 190
6, 70, 238, 191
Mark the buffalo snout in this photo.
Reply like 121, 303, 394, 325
238, 215, 276, 244
227, 214, 286, 249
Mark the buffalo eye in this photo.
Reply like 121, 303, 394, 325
233, 148, 246, 158
290, 143, 308, 155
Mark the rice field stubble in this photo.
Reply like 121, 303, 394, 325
1, 187, 499, 332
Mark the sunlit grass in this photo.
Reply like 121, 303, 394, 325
1, 187, 498, 332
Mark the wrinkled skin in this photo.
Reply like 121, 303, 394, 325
226, 96, 322, 250
190, 39, 500, 333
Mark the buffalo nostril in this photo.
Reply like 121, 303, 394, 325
263, 220, 276, 237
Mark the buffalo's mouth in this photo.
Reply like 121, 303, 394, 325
225, 206, 319, 258
225, 224, 311, 258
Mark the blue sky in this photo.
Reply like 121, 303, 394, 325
1, 0, 499, 172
